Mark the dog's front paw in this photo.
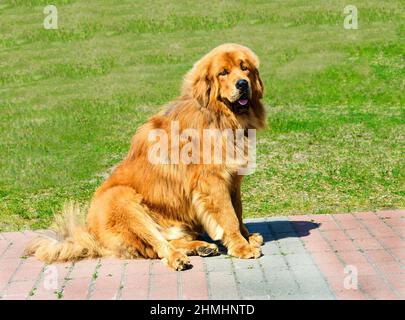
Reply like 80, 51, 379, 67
248, 233, 264, 247
163, 250, 192, 271
228, 243, 262, 259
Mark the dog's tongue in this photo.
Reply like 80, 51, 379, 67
238, 98, 248, 106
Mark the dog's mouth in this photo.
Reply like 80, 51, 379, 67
226, 94, 250, 114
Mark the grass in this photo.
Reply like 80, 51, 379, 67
0, 0, 404, 231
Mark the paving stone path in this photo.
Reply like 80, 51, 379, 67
0, 210, 404, 300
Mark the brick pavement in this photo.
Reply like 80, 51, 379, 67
0, 210, 404, 300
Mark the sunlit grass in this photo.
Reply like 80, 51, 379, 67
0, 0, 404, 230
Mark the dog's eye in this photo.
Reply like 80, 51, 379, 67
218, 70, 228, 76
241, 64, 248, 71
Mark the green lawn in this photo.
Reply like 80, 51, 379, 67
0, 0, 404, 231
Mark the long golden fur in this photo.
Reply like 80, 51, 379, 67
26, 43, 266, 270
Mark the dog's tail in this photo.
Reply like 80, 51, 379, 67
25, 201, 105, 263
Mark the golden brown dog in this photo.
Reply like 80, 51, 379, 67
26, 43, 266, 270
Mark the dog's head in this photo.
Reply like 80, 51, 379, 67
183, 43, 264, 116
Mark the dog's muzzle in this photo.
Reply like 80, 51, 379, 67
233, 93, 249, 114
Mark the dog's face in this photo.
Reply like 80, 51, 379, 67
211, 48, 260, 114
183, 44, 264, 115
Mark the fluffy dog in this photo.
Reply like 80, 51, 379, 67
26, 43, 266, 270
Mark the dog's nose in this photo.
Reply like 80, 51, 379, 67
236, 79, 248, 91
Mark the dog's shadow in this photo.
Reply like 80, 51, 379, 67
201, 220, 320, 255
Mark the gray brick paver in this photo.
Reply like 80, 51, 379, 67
204, 255, 233, 272
232, 258, 261, 271
261, 241, 280, 255
236, 268, 269, 298
260, 254, 288, 269
207, 270, 239, 300
285, 253, 315, 266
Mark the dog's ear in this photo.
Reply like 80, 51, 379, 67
244, 48, 263, 99
191, 72, 211, 107
253, 68, 264, 99
183, 62, 211, 107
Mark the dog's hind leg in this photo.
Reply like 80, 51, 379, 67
89, 186, 191, 271
169, 239, 218, 257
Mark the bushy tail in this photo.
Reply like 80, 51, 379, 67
25, 201, 105, 263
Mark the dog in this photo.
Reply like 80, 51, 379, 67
26, 43, 266, 270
